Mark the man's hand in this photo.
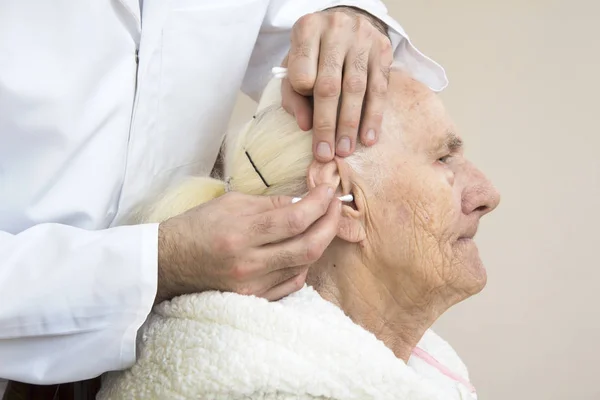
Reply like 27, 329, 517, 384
281, 6, 393, 163
155, 184, 341, 303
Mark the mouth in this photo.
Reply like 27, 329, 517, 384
458, 225, 479, 242
458, 237, 473, 241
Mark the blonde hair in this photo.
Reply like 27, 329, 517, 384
141, 78, 375, 224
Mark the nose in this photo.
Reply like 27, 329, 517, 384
461, 167, 501, 217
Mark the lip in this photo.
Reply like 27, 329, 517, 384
456, 232, 477, 243
458, 226, 479, 241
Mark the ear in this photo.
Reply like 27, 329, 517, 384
306, 159, 366, 243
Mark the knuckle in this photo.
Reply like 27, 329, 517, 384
354, 16, 366, 32
213, 234, 241, 254
305, 240, 326, 263
365, 111, 384, 126
269, 195, 289, 210
379, 36, 392, 51
358, 21, 374, 39
369, 81, 388, 98
343, 75, 367, 94
313, 117, 336, 134
332, 11, 352, 28
289, 73, 316, 91
286, 209, 308, 234
230, 262, 250, 281
236, 284, 254, 296
294, 13, 317, 31
340, 117, 360, 131
315, 77, 340, 98
292, 273, 307, 291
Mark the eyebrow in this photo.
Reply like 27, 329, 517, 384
446, 131, 463, 152
429, 130, 463, 156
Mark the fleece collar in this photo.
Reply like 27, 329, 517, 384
98, 286, 472, 399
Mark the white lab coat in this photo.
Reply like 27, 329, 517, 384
0, 0, 447, 388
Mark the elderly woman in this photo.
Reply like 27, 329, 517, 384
97, 68, 500, 400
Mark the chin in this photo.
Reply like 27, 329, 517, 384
455, 239, 488, 296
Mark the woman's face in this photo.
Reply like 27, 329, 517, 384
363, 73, 500, 304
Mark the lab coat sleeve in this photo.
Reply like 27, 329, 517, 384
241, 0, 448, 102
0, 222, 159, 385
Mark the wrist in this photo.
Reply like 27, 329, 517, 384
156, 220, 178, 303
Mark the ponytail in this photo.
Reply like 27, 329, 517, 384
142, 176, 227, 223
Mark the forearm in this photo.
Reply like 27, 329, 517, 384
0, 222, 158, 384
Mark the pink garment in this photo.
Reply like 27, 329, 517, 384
411, 346, 477, 394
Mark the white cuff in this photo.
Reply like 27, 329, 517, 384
118, 222, 160, 369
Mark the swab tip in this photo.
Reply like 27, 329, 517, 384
291, 194, 353, 204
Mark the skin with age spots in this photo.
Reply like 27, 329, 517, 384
304, 69, 501, 362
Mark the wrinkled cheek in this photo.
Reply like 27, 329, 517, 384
394, 203, 412, 225
440, 243, 459, 280
413, 240, 452, 291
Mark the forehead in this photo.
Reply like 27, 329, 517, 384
383, 70, 459, 151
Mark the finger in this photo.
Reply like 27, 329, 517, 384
256, 197, 341, 273
218, 191, 290, 217
335, 44, 369, 157
261, 267, 309, 301
359, 35, 393, 147
243, 184, 336, 246
254, 265, 308, 299
287, 13, 321, 96
281, 77, 313, 131
312, 33, 350, 163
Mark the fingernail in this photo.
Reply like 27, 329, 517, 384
337, 137, 351, 154
327, 187, 335, 199
366, 129, 376, 143
317, 142, 332, 159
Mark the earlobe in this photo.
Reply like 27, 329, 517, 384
337, 205, 367, 243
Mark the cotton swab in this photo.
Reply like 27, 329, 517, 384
271, 66, 288, 79
291, 194, 353, 204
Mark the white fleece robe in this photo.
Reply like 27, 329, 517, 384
97, 286, 478, 400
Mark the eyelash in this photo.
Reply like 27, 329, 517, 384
438, 155, 452, 164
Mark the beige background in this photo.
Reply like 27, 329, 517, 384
228, 1, 600, 399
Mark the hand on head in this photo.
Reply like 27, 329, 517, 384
280, 6, 393, 162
